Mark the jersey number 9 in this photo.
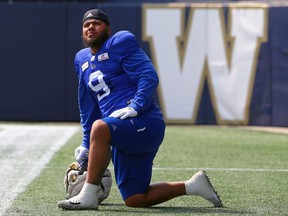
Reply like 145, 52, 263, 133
88, 70, 110, 101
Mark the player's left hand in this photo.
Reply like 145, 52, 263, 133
109, 107, 138, 119
75, 145, 89, 166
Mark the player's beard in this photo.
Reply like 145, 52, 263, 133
82, 29, 110, 49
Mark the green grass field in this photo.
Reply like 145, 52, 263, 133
5, 125, 288, 216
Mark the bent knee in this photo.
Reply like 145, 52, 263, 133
90, 120, 110, 140
124, 194, 147, 208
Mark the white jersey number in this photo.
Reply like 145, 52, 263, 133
88, 70, 110, 101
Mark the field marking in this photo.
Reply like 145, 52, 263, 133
0, 124, 80, 216
106, 167, 288, 172
152, 167, 288, 172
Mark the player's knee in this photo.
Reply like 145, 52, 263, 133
90, 120, 110, 142
124, 194, 147, 208
124, 199, 142, 207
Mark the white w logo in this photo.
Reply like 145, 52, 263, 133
142, 3, 268, 124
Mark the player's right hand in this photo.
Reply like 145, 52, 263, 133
109, 107, 138, 119
75, 145, 89, 166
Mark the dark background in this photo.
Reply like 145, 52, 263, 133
0, 1, 287, 126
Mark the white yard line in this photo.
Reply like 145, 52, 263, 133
224, 125, 288, 135
0, 124, 80, 216
152, 167, 288, 172
107, 167, 288, 172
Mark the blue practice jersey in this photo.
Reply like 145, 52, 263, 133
74, 31, 163, 148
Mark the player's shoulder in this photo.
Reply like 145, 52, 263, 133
75, 48, 90, 61
106, 31, 138, 49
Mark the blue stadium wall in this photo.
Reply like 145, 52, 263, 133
0, 2, 287, 126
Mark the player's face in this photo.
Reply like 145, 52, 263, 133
82, 19, 110, 49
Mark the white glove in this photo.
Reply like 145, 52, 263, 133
75, 145, 89, 166
109, 107, 138, 119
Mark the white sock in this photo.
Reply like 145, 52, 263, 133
184, 178, 196, 195
71, 182, 99, 205
81, 182, 98, 195
184, 171, 204, 195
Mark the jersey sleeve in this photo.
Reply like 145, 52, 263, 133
74, 53, 102, 149
109, 31, 159, 113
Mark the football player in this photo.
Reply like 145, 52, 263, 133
57, 8, 222, 210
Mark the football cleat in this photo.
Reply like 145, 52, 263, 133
57, 198, 98, 210
185, 171, 223, 207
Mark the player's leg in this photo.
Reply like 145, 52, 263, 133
124, 181, 186, 207
86, 119, 111, 185
124, 171, 222, 207
58, 119, 111, 210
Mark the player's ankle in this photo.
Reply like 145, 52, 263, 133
184, 178, 195, 195
82, 183, 98, 196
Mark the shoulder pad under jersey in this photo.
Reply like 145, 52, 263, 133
105, 31, 139, 50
